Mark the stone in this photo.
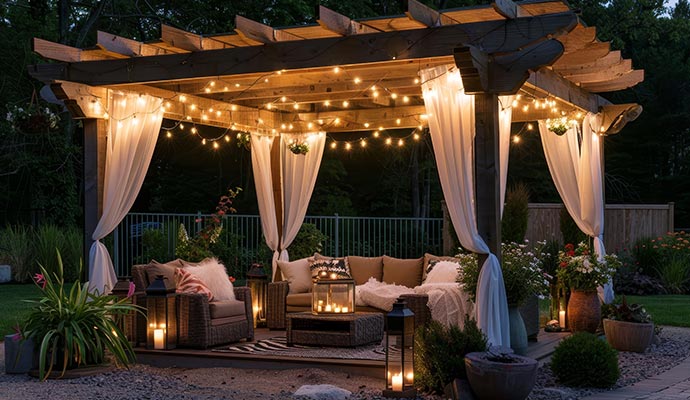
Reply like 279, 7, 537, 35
0, 265, 11, 283
293, 384, 352, 400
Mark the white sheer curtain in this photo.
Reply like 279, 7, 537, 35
250, 134, 281, 277
421, 65, 510, 348
539, 113, 614, 303
89, 91, 163, 294
499, 95, 515, 216
279, 132, 326, 261
251, 132, 326, 278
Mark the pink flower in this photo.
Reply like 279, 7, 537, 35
195, 218, 202, 223
34, 273, 46, 289
228, 276, 236, 283
127, 281, 136, 298
10, 325, 22, 341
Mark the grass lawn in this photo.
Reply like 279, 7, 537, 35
0, 283, 42, 337
625, 295, 690, 327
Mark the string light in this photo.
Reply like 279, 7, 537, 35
360, 140, 367, 147
413, 133, 420, 140
330, 142, 337, 149
166, 131, 172, 138
373, 131, 380, 138
333, 67, 341, 74
224, 135, 230, 142
364, 122, 370, 128
324, 100, 331, 107
202, 138, 207, 145
342, 100, 349, 108
345, 143, 352, 150
354, 77, 361, 84
397, 139, 404, 147
391, 93, 398, 99
512, 135, 521, 144
527, 123, 534, 130
385, 138, 392, 145
403, 96, 409, 103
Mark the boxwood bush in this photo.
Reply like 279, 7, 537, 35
550, 332, 619, 388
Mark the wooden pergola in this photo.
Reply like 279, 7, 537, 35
28, 0, 643, 270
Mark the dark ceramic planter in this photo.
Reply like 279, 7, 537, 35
4, 335, 35, 374
465, 352, 538, 400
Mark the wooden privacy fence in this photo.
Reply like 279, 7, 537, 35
525, 203, 675, 251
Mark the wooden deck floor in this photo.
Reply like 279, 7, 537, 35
135, 329, 568, 377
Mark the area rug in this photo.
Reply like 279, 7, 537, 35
211, 336, 387, 360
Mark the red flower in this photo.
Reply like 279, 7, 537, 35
228, 276, 236, 283
34, 273, 46, 289
565, 243, 574, 251
127, 281, 136, 298
217, 210, 225, 216
566, 250, 575, 257
560, 262, 568, 268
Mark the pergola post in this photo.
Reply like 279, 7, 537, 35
474, 93, 502, 263
83, 118, 106, 280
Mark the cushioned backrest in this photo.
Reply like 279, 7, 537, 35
131, 264, 149, 292
348, 256, 384, 285
382, 255, 423, 288
142, 259, 183, 289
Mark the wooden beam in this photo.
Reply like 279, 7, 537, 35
83, 118, 107, 281
553, 42, 610, 67
553, 50, 622, 74
581, 69, 644, 93
161, 24, 232, 51
455, 38, 565, 94
50, 82, 108, 119
404, 0, 457, 26
600, 103, 643, 135
563, 59, 632, 84
526, 67, 610, 112
97, 31, 177, 57
235, 15, 302, 43
318, 5, 380, 35
492, 0, 527, 19
32, 38, 116, 62
28, 12, 577, 87
559, 24, 596, 53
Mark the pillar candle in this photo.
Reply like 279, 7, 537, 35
325, 304, 332, 312
153, 329, 165, 350
559, 310, 566, 328
392, 373, 403, 391
342, 307, 349, 313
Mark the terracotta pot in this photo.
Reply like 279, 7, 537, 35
603, 319, 654, 353
567, 290, 600, 333
464, 352, 538, 400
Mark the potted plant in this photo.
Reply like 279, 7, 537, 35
601, 296, 655, 352
556, 243, 620, 333
464, 350, 538, 400
22, 251, 141, 380
458, 241, 550, 355
4, 326, 35, 374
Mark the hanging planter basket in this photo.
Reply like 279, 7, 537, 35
6, 92, 60, 134
288, 142, 309, 155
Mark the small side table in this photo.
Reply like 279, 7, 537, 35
287, 312, 384, 347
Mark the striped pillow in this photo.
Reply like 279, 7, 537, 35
174, 268, 214, 301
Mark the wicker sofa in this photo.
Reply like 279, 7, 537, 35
132, 261, 254, 349
267, 254, 438, 330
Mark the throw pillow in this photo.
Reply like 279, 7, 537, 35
145, 259, 183, 288
277, 258, 311, 294
422, 253, 463, 281
310, 258, 351, 279
348, 256, 383, 285
382, 255, 424, 288
424, 260, 461, 284
181, 258, 235, 301
174, 268, 214, 301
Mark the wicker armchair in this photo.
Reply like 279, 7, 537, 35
132, 264, 254, 349
266, 280, 430, 330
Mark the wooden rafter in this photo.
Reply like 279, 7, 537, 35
526, 67, 611, 112
553, 50, 622, 74
492, 0, 528, 19
318, 5, 380, 35
161, 24, 233, 51
563, 59, 633, 83
32, 38, 118, 62
553, 42, 610, 67
235, 15, 303, 43
404, 0, 458, 26
581, 69, 644, 93
97, 31, 177, 57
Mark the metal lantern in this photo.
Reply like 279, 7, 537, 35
384, 298, 416, 398
146, 275, 177, 350
247, 263, 268, 328
311, 273, 355, 315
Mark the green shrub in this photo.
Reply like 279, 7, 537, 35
60, 226, 83, 282
414, 317, 487, 394
0, 225, 34, 282
550, 332, 619, 388
632, 237, 662, 277
33, 224, 66, 280
287, 223, 327, 260
501, 183, 530, 243
136, 227, 170, 264
559, 207, 587, 246
655, 255, 690, 294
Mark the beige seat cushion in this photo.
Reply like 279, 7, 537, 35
382, 255, 423, 288
278, 258, 312, 294
286, 292, 313, 307
145, 259, 183, 288
423, 253, 463, 281
209, 299, 246, 319
348, 256, 383, 285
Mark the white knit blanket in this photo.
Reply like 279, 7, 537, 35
356, 278, 474, 328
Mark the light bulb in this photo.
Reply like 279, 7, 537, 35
364, 122, 370, 128
166, 131, 172, 138
512, 135, 521, 144
403, 96, 409, 103
354, 77, 361, 84
413, 133, 420, 141
324, 100, 331, 107
224, 135, 230, 142
345, 143, 352, 150
397, 139, 404, 147
391, 93, 398, 99
330, 142, 337, 149
333, 67, 340, 73
342, 100, 349, 108
385, 138, 392, 145
360, 140, 367, 147
213, 142, 219, 149
396, 118, 401, 125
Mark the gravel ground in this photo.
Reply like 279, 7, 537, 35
1, 327, 688, 400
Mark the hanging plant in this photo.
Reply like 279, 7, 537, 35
6, 104, 60, 134
236, 132, 251, 150
288, 141, 309, 155
547, 117, 570, 136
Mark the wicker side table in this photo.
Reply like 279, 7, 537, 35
287, 312, 384, 347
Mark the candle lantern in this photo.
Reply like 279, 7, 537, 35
146, 275, 177, 350
384, 298, 416, 398
246, 263, 268, 328
311, 274, 355, 315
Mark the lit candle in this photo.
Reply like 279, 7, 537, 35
325, 304, 332, 312
330, 272, 337, 279
406, 371, 414, 382
559, 310, 566, 328
334, 306, 341, 313
317, 305, 322, 312
392, 373, 403, 391
318, 300, 324, 306
153, 329, 165, 350
342, 306, 349, 313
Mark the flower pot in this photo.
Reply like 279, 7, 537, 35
603, 319, 654, 353
567, 290, 600, 333
4, 335, 35, 374
464, 352, 538, 400
508, 306, 528, 355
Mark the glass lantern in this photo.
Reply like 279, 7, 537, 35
146, 275, 177, 350
311, 273, 355, 315
247, 263, 268, 328
383, 298, 416, 398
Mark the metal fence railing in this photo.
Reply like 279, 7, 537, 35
111, 213, 444, 278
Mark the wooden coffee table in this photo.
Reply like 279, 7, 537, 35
286, 312, 384, 347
